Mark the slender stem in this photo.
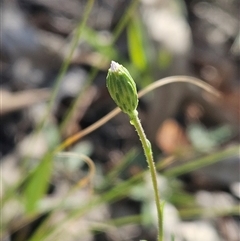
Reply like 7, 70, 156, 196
130, 111, 163, 241
38, 0, 95, 131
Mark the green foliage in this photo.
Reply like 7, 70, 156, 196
158, 48, 173, 71
127, 14, 147, 71
164, 145, 239, 178
24, 153, 53, 213
187, 123, 234, 152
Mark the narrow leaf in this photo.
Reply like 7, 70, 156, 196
127, 15, 147, 71
24, 152, 53, 213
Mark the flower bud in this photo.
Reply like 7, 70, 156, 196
106, 61, 138, 116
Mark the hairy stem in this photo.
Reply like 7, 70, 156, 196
130, 111, 163, 241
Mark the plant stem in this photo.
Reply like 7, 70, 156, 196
130, 110, 163, 241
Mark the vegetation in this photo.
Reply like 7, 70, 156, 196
1, 1, 239, 241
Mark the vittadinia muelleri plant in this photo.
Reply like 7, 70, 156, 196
106, 61, 164, 241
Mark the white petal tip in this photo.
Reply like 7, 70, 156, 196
110, 61, 120, 72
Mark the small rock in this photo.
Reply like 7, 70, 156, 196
178, 220, 223, 241
230, 182, 240, 199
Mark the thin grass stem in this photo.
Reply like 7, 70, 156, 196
55, 75, 221, 151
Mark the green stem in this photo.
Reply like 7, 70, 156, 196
129, 111, 163, 241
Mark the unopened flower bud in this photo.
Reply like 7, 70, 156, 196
106, 61, 138, 116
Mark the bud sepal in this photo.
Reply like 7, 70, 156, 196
106, 61, 138, 116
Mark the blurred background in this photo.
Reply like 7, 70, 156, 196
1, 0, 240, 241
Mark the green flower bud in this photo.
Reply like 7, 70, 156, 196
106, 61, 138, 116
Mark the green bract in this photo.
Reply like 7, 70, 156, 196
106, 61, 138, 116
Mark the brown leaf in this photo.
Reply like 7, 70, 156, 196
1, 88, 50, 115
156, 119, 190, 155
